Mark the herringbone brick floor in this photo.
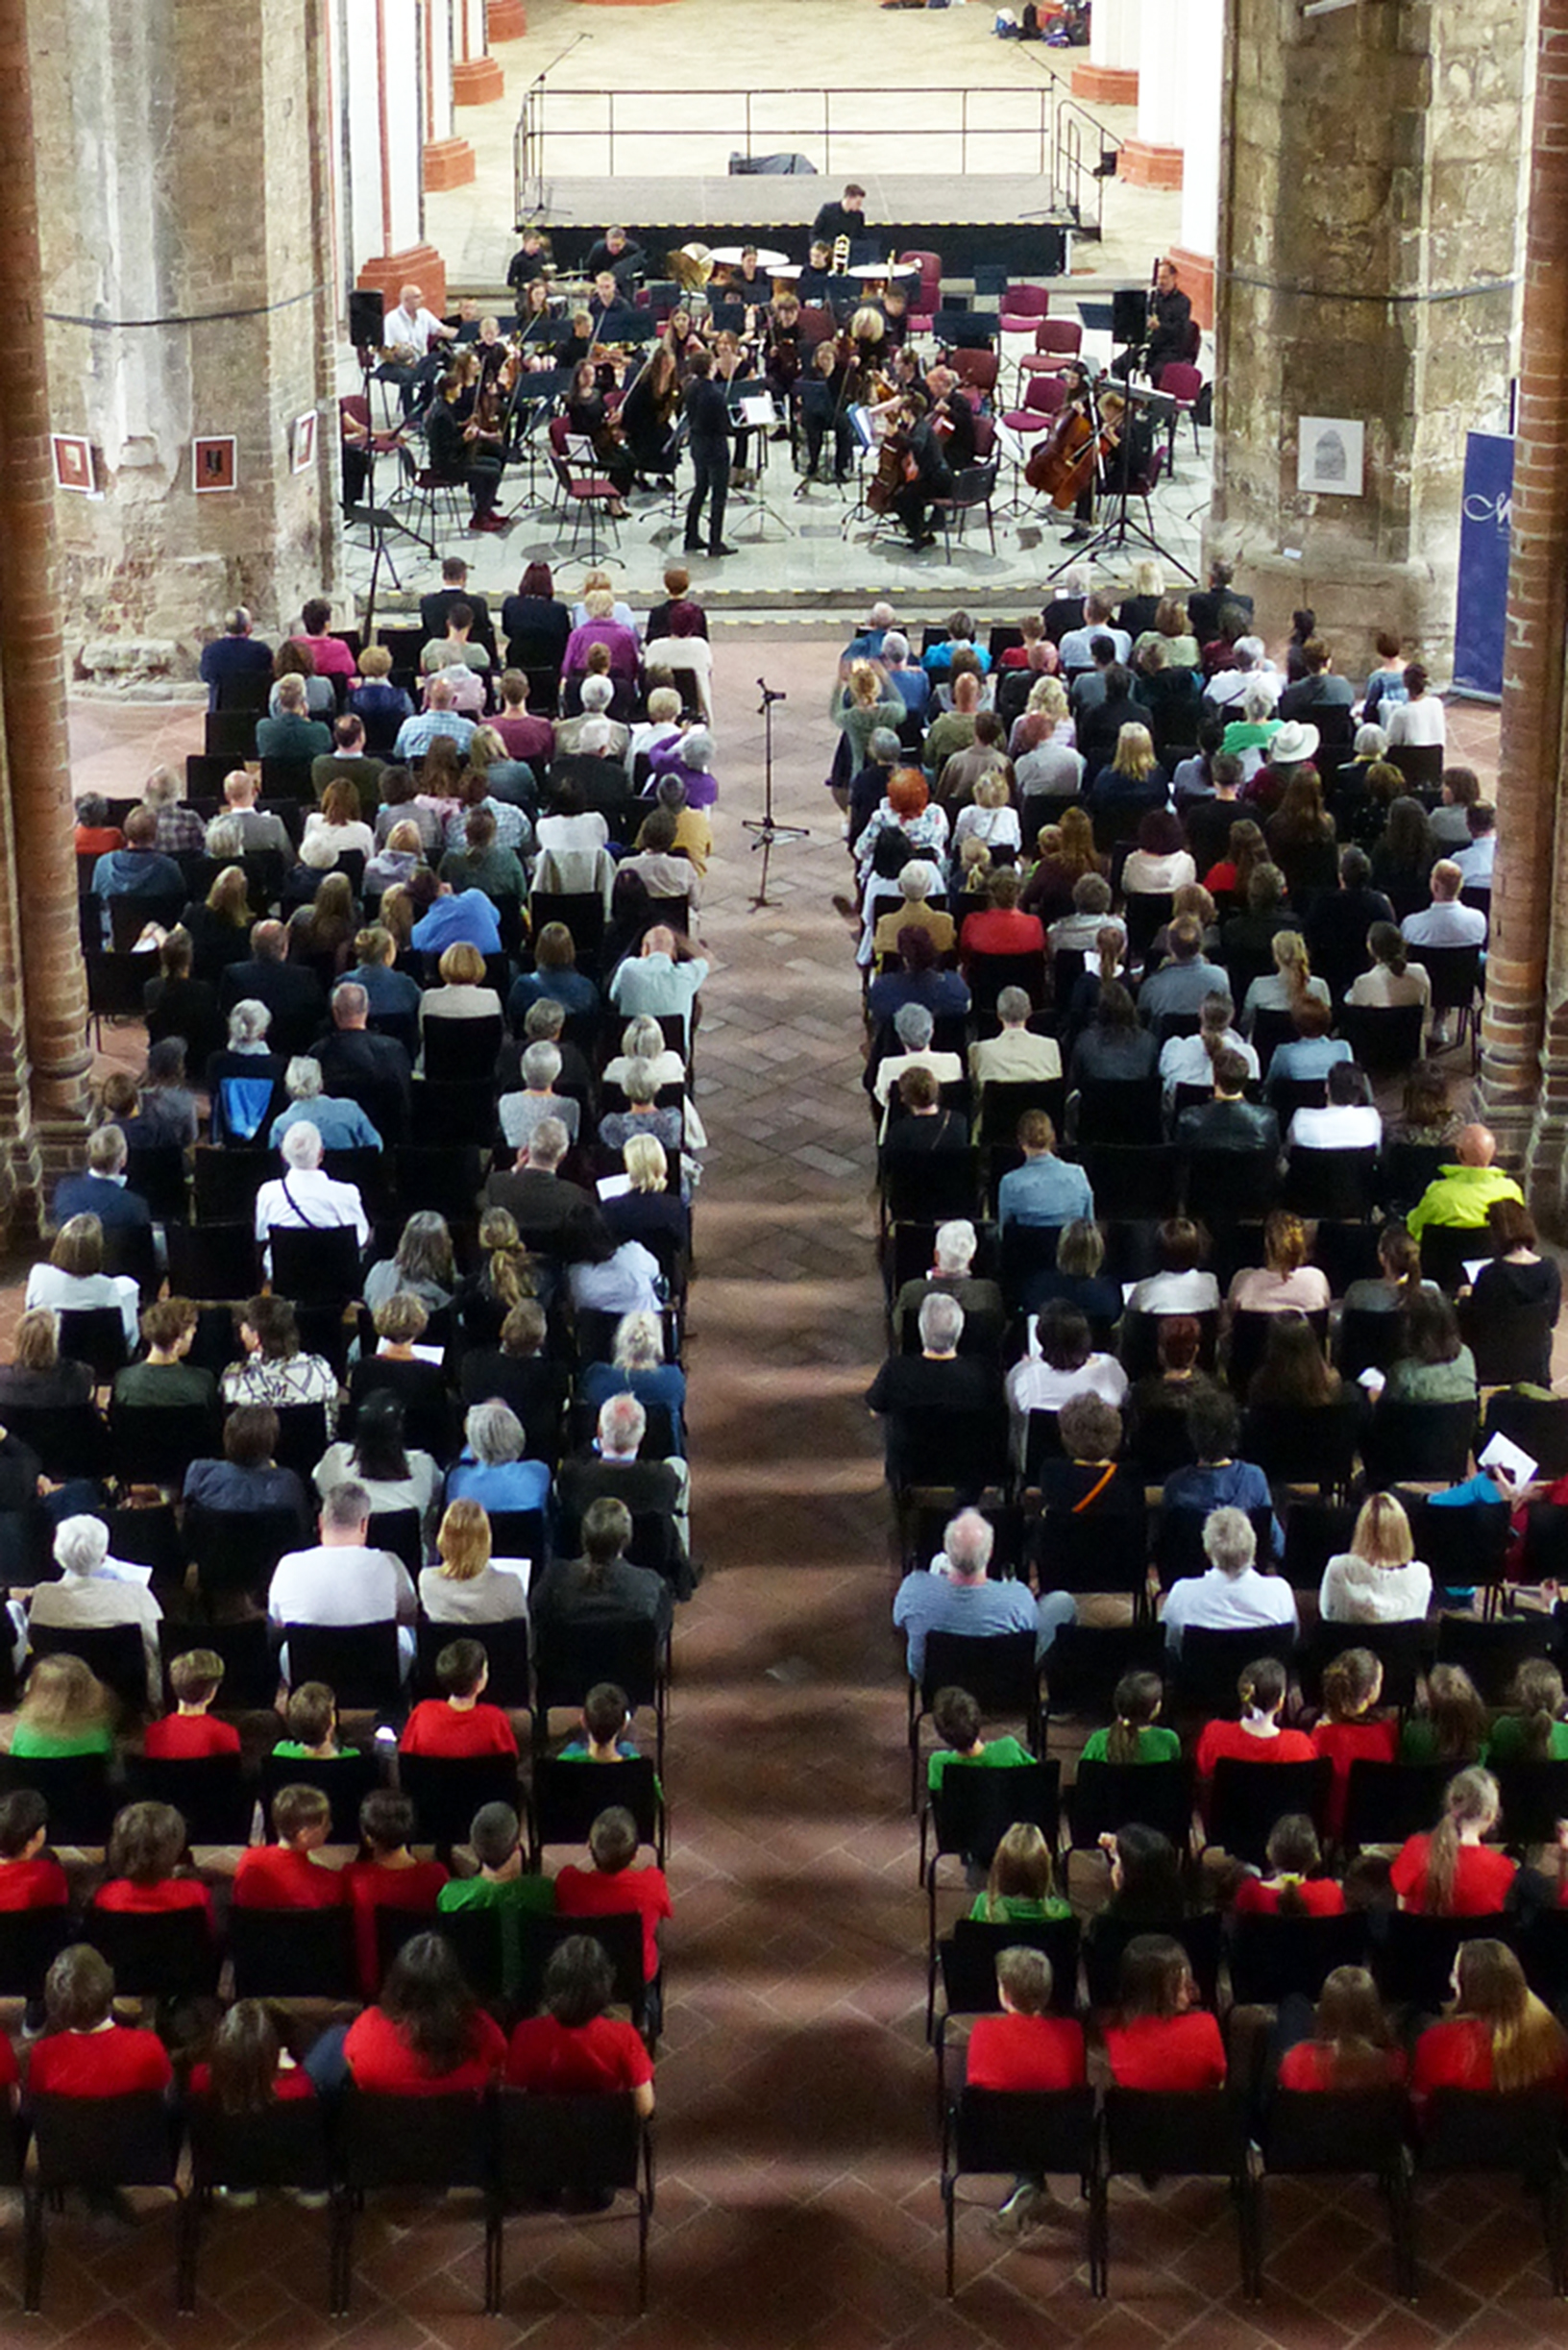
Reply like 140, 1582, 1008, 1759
1, 639, 1540, 2350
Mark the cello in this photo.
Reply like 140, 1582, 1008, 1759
1025, 403, 1095, 509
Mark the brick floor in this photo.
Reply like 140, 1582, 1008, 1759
0, 653, 1540, 2347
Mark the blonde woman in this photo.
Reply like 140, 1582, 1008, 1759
1240, 928, 1332, 1029
419, 942, 503, 1030
603, 1132, 690, 1258
1013, 678, 1084, 792
418, 1497, 529, 1623
302, 779, 375, 864
1225, 1211, 1331, 1318
953, 771, 1022, 861
1319, 1493, 1433, 1624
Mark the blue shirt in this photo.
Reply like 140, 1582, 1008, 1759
199, 633, 272, 710
410, 893, 502, 955
996, 1154, 1094, 1233
270, 1098, 383, 1152
394, 710, 478, 760
91, 847, 184, 899
355, 963, 424, 1018
892, 1570, 1038, 1679
445, 1458, 551, 1515
1264, 1036, 1353, 1091
52, 1172, 152, 1230
1162, 1459, 1283, 1559
508, 968, 600, 1020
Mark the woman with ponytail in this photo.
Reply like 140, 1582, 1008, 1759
1194, 1654, 1314, 1786
1391, 1769, 1516, 1917
1348, 919, 1432, 1010
1241, 929, 1332, 1030
1234, 1814, 1344, 1917
1412, 1940, 1568, 2099
1485, 1660, 1568, 1767
1342, 1223, 1430, 1317
1083, 1672, 1180, 1766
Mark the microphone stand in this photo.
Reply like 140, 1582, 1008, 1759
742, 680, 809, 910
521, 32, 591, 217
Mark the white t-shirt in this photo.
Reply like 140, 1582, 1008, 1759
1287, 1104, 1384, 1151
1161, 1564, 1298, 1651
1319, 1553, 1433, 1624
1006, 1353, 1128, 1418
1127, 1269, 1221, 1315
254, 1170, 370, 1249
384, 304, 443, 355
1386, 698, 1446, 747
268, 1542, 416, 1628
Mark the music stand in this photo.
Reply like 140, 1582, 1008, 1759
1047, 381, 1194, 581
726, 392, 792, 543
743, 681, 808, 910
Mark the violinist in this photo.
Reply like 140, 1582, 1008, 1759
564, 358, 633, 515
426, 370, 506, 534
474, 314, 509, 387
555, 309, 595, 373
514, 278, 554, 351
763, 293, 805, 423
925, 365, 977, 471
713, 330, 762, 477
797, 338, 856, 484
890, 391, 954, 550
620, 345, 683, 489
661, 307, 705, 369
797, 240, 836, 307
505, 226, 551, 294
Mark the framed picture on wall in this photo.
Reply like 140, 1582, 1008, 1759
192, 436, 237, 494
51, 434, 95, 495
1297, 417, 1365, 498
292, 411, 317, 475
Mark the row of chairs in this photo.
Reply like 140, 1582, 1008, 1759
17, 2080, 651, 2316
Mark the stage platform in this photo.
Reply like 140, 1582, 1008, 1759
452, 174, 1077, 293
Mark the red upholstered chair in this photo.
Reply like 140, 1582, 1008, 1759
1157, 360, 1205, 458
1002, 372, 1068, 436
1000, 283, 1052, 335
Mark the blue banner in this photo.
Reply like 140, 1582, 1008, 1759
1453, 430, 1513, 701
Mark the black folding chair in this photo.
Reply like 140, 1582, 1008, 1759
1227, 1910, 1371, 2005
283, 1619, 404, 1710
932, 1912, 1083, 2044
331, 2090, 497, 2317
529, 1754, 663, 1867
1253, 2088, 1411, 2297
229, 1900, 359, 1999
82, 1901, 220, 1999
1410, 2090, 1567, 2297
24, 2093, 179, 2312
398, 1752, 523, 1853
182, 2093, 333, 2313
1206, 1755, 1334, 1865
1099, 2090, 1256, 2297
909, 1628, 1042, 1810
942, 2087, 1100, 2297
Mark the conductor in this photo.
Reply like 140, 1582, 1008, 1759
682, 350, 737, 559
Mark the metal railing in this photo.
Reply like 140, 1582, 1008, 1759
514, 79, 1122, 244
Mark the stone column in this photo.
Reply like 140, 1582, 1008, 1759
489, 0, 527, 38
1072, 0, 1139, 109
338, 0, 456, 313
0, 0, 90, 1238
1120, 0, 1184, 187
423, 0, 476, 194
1167, 0, 1223, 329
31, 0, 341, 666
452, 0, 504, 104
1479, 0, 1568, 1211
1207, 0, 1525, 683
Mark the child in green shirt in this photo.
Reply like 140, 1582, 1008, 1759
1484, 1658, 1568, 1765
969, 1821, 1072, 1923
11, 1654, 115, 1760
437, 1800, 554, 1995
1081, 1671, 1182, 1766
272, 1680, 357, 1760
927, 1684, 1034, 1793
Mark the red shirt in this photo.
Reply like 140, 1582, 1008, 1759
304, 630, 356, 681
343, 1856, 450, 1995
0, 1856, 69, 1912
143, 1713, 242, 1760
966, 2014, 1087, 2093
505, 2014, 653, 2095
494, 714, 555, 767
555, 1863, 672, 1980
30, 2026, 170, 2098
91, 1878, 215, 1930
233, 1846, 346, 1910
1278, 2042, 1407, 2093
1195, 1721, 1316, 1779
399, 1701, 519, 1758
1233, 1875, 1346, 1918
1411, 2017, 1495, 2098
1103, 2012, 1228, 2093
1311, 1718, 1398, 1837
187, 2060, 316, 2102
342, 2003, 506, 2095
1389, 1836, 1517, 1918
960, 908, 1047, 964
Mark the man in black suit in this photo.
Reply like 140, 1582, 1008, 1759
812, 183, 869, 252
681, 350, 735, 559
313, 981, 413, 1145
1174, 1048, 1280, 1156
1304, 846, 1396, 975
1187, 560, 1253, 648
419, 556, 497, 661
889, 394, 954, 551
1077, 666, 1147, 779
482, 1119, 608, 1260
555, 1393, 689, 1593
219, 920, 327, 1058
583, 226, 643, 289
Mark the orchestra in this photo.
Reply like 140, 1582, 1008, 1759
386, 220, 1161, 555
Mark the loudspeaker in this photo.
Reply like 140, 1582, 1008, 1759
1111, 288, 1146, 346
349, 287, 385, 349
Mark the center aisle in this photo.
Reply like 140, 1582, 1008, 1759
648, 624, 955, 2334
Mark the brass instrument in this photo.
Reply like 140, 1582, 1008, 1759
832, 233, 851, 275
666, 243, 715, 296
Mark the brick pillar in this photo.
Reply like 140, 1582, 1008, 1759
452, 0, 504, 102
1479, 0, 1568, 1213
0, 0, 90, 1239
1073, 0, 1139, 107
1207, 0, 1526, 682
488, 0, 527, 37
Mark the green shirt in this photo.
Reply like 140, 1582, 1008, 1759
1399, 1720, 1481, 1767
273, 1740, 359, 1759
111, 1362, 216, 1409
968, 1893, 1072, 1923
1080, 1726, 1183, 1765
12, 1724, 113, 1760
1483, 1716, 1568, 1766
927, 1734, 1034, 1793
438, 1873, 555, 1994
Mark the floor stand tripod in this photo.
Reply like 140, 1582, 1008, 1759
742, 680, 809, 910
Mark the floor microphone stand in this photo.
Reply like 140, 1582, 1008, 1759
742, 680, 809, 910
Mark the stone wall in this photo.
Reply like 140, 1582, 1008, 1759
1208, 0, 1523, 681
29, 0, 341, 676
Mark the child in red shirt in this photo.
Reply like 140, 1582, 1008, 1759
1232, 1814, 1346, 1918
338, 1931, 506, 2094
555, 1804, 672, 1982
188, 1997, 317, 2106
142, 1648, 242, 1761
1390, 1768, 1517, 1917
27, 1944, 171, 2098
343, 1790, 449, 1995
1275, 1964, 1406, 2093
967, 1946, 1088, 2237
0, 1790, 69, 1914
1194, 1655, 1314, 1806
90, 1800, 215, 1932
1101, 1935, 1227, 2092
505, 1933, 655, 2109
400, 1639, 519, 1759
1310, 1648, 1397, 1840
233, 1784, 346, 1909
1411, 1939, 1568, 2103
